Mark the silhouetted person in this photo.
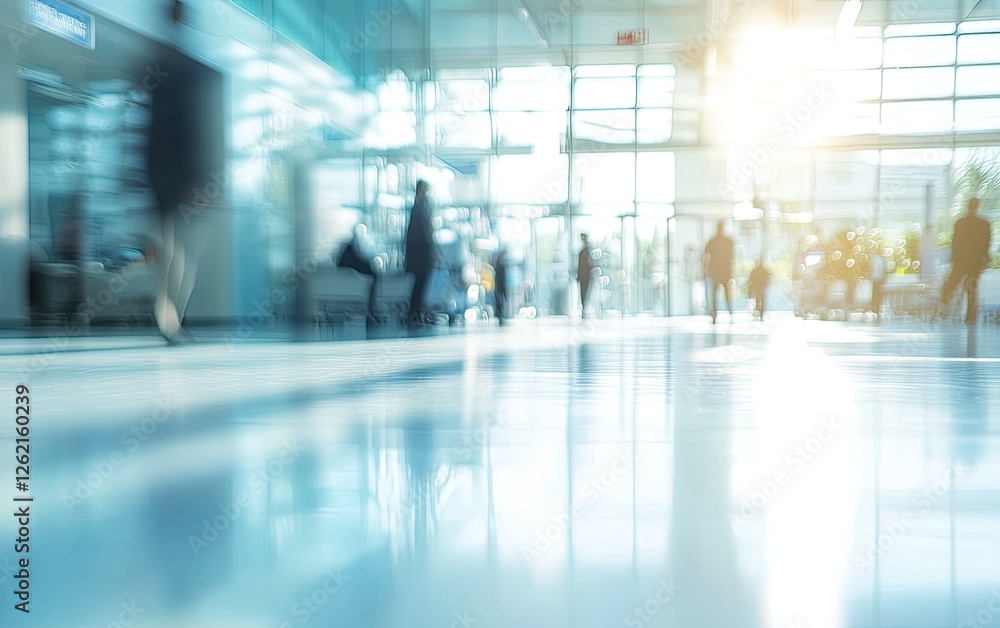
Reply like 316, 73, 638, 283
147, 1, 225, 344
405, 180, 434, 326
56, 196, 85, 323
748, 259, 770, 320
577, 234, 593, 319
939, 197, 992, 324
705, 221, 734, 323
869, 252, 886, 317
338, 223, 377, 320
494, 246, 509, 326
338, 225, 375, 277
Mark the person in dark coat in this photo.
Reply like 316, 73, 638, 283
940, 197, 992, 324
705, 220, 735, 324
493, 246, 509, 326
146, 1, 225, 343
405, 180, 434, 326
56, 195, 86, 323
748, 258, 770, 320
577, 234, 593, 319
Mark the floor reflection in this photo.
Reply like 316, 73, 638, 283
4, 319, 1000, 626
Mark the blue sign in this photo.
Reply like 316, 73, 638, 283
27, 0, 95, 50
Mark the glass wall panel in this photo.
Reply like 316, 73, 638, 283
437, 79, 490, 111
573, 110, 636, 144
496, 111, 567, 149
492, 154, 570, 205
365, 111, 418, 149
828, 69, 883, 101
574, 153, 636, 203
882, 67, 955, 100
231, 0, 264, 18
573, 78, 637, 109
880, 101, 953, 134
827, 103, 881, 135
495, 66, 570, 111
958, 19, 1000, 34
814, 152, 879, 202
884, 23, 956, 37
638, 64, 675, 77
956, 66, 1000, 96
761, 154, 813, 202
636, 153, 676, 203
883, 35, 956, 67
957, 33, 1000, 64
273, 0, 325, 60
575, 65, 637, 78
637, 76, 675, 108
637, 109, 672, 144
432, 112, 492, 149
955, 98, 1000, 131
878, 149, 952, 223
636, 203, 675, 217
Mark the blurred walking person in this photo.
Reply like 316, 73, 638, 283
939, 197, 992, 324
869, 251, 887, 318
56, 196, 86, 324
493, 246, 509, 326
748, 258, 770, 321
147, 1, 225, 344
577, 234, 593, 319
405, 180, 434, 327
705, 221, 735, 324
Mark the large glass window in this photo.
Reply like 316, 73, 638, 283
573, 78, 637, 109
637, 65, 675, 108
881, 101, 953, 134
636, 153, 676, 203
826, 69, 883, 101
573, 110, 635, 144
496, 111, 566, 149
492, 154, 569, 205
430, 112, 492, 149
824, 103, 881, 136
955, 99, 1000, 132
495, 66, 570, 111
956, 65, 1000, 96
436, 79, 490, 111
637, 109, 672, 144
957, 33, 1000, 64
814, 152, 879, 202
882, 67, 954, 100
573, 153, 636, 204
883, 35, 956, 67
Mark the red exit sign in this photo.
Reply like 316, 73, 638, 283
617, 29, 648, 45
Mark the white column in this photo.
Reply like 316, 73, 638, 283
0, 0, 30, 325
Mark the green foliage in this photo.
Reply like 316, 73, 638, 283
948, 150, 1000, 269
819, 225, 921, 280
952, 150, 1000, 217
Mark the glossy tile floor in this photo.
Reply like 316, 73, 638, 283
1, 316, 998, 628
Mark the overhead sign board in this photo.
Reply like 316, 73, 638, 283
27, 0, 95, 50
617, 29, 648, 46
